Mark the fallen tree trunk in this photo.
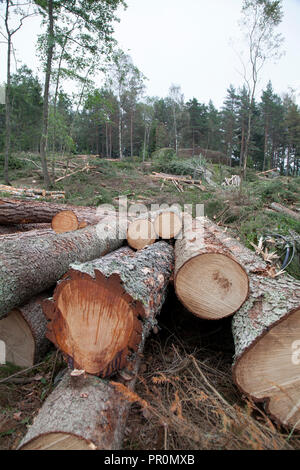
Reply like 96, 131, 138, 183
0, 294, 51, 367
204, 220, 300, 431
174, 217, 249, 320
51, 208, 116, 234
270, 202, 300, 222
19, 367, 142, 450
0, 198, 95, 225
153, 209, 183, 240
0, 223, 51, 236
44, 242, 174, 377
0, 184, 65, 199
0, 219, 127, 319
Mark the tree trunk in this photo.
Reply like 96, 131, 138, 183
44, 242, 174, 377
270, 202, 300, 221
0, 294, 51, 367
4, 2, 12, 186
0, 221, 127, 319
174, 217, 249, 320
0, 223, 51, 236
40, 0, 55, 189
0, 198, 98, 225
203, 220, 300, 431
19, 366, 142, 450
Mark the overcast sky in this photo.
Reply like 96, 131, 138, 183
1, 0, 300, 108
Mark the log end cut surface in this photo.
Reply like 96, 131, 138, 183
175, 253, 249, 320
45, 273, 143, 377
21, 432, 96, 450
0, 310, 35, 367
127, 219, 157, 250
234, 307, 300, 431
154, 211, 182, 239
51, 210, 79, 233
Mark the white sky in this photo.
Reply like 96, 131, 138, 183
1, 0, 300, 108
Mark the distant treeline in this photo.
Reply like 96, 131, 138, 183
0, 66, 299, 174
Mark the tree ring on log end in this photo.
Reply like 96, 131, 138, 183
47, 275, 143, 377
51, 210, 79, 233
20, 432, 96, 450
234, 308, 300, 431
154, 211, 182, 239
175, 253, 249, 320
127, 219, 157, 250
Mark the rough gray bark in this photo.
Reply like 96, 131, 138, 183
18, 366, 141, 450
0, 198, 102, 225
205, 219, 300, 431
44, 242, 174, 377
0, 221, 127, 319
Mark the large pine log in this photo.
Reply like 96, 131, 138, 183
0, 223, 51, 236
0, 294, 51, 367
204, 219, 300, 431
0, 198, 100, 225
19, 368, 140, 450
44, 242, 174, 377
174, 217, 249, 319
0, 219, 127, 319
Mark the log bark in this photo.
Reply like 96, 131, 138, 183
174, 217, 249, 320
204, 220, 300, 431
44, 242, 174, 377
0, 294, 51, 367
0, 219, 127, 319
0, 198, 95, 225
270, 202, 300, 222
0, 223, 51, 235
19, 367, 139, 450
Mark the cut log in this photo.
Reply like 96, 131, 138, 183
0, 219, 127, 319
44, 242, 174, 377
203, 220, 300, 431
174, 217, 249, 319
127, 215, 157, 250
0, 184, 65, 199
270, 202, 300, 222
153, 209, 183, 239
0, 294, 51, 367
0, 198, 96, 225
19, 367, 140, 450
51, 208, 116, 234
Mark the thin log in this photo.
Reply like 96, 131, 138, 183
0, 294, 51, 367
174, 217, 249, 320
204, 220, 300, 431
44, 242, 174, 377
0, 219, 127, 319
270, 202, 300, 222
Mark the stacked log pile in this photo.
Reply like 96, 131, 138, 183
0, 199, 299, 449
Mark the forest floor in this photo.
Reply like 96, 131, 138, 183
0, 152, 300, 450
